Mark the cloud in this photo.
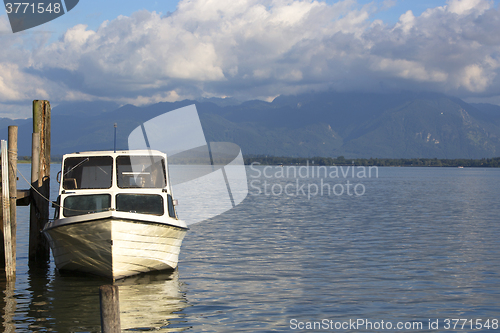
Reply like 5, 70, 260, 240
370, 58, 448, 82
393, 10, 415, 33
458, 64, 495, 92
1, 0, 500, 117
447, 0, 491, 15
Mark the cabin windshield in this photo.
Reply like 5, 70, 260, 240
63, 194, 111, 217
116, 155, 166, 188
116, 194, 164, 215
62, 156, 113, 190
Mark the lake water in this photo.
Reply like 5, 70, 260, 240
1, 164, 499, 332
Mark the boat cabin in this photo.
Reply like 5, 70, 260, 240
54, 151, 177, 220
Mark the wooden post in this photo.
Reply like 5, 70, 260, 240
29, 100, 51, 262
1, 140, 15, 279
100, 285, 121, 333
8, 126, 17, 268
33, 100, 51, 189
29, 133, 41, 261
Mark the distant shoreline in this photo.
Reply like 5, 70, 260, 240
244, 156, 500, 167
16, 155, 500, 168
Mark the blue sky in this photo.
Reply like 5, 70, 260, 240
1, 0, 500, 118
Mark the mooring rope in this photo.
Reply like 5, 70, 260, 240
15, 165, 50, 203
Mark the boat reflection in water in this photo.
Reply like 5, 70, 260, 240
117, 270, 189, 332
39, 269, 188, 332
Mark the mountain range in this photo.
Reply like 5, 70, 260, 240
2, 91, 500, 159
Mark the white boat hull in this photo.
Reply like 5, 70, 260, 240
44, 217, 187, 280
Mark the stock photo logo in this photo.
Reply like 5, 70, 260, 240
128, 104, 248, 225
4, 0, 79, 33
248, 162, 378, 200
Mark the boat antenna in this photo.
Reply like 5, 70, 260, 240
114, 123, 117, 153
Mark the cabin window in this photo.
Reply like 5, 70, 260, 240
116, 194, 164, 216
116, 156, 166, 189
63, 156, 113, 189
63, 194, 111, 217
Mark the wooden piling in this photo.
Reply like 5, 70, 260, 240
29, 133, 41, 262
29, 100, 51, 262
32, 100, 51, 189
8, 126, 17, 268
1, 140, 15, 279
99, 285, 121, 333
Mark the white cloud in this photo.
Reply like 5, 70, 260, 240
117, 90, 185, 106
458, 64, 495, 92
394, 10, 415, 34
446, 0, 491, 15
0, 63, 51, 101
371, 58, 448, 82
1, 0, 500, 117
